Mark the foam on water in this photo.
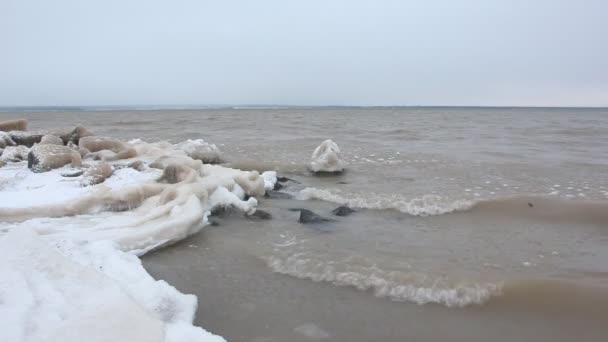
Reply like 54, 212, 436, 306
265, 254, 502, 307
298, 187, 474, 216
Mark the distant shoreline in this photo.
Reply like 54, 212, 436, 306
1, 105, 607, 112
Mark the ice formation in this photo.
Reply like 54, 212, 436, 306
177, 139, 222, 164
308, 139, 345, 173
0, 130, 277, 342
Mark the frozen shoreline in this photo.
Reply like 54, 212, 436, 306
0, 132, 278, 342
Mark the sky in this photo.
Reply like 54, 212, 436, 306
0, 0, 606, 107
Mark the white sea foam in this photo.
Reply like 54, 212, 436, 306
0, 138, 278, 342
298, 187, 474, 216
265, 255, 502, 307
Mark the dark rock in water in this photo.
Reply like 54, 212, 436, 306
61, 169, 85, 177
277, 176, 300, 183
273, 182, 283, 190
210, 205, 238, 218
265, 190, 293, 200
332, 206, 355, 216
208, 218, 221, 226
528, 202, 534, 208
296, 209, 333, 224
248, 209, 272, 220
337, 181, 348, 185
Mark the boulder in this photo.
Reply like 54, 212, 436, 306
81, 163, 113, 186
0, 132, 16, 149
28, 144, 82, 172
308, 139, 345, 173
79, 136, 137, 161
332, 206, 355, 216
1, 146, 29, 162
0, 119, 27, 132
177, 139, 221, 164
39, 135, 64, 145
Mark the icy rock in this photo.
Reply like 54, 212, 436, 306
308, 139, 345, 173
0, 118, 27, 131
39, 134, 64, 145
28, 144, 82, 172
1, 145, 29, 162
0, 131, 16, 148
177, 139, 222, 164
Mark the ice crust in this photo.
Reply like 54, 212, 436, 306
0, 137, 277, 342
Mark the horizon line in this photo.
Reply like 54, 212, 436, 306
0, 104, 607, 112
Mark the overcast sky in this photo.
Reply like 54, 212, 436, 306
1, 0, 606, 107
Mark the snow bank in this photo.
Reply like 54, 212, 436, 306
0, 229, 225, 342
308, 139, 345, 173
0, 136, 278, 342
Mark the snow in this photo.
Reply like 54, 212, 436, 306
0, 137, 278, 342
308, 139, 345, 173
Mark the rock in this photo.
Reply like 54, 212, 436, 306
1, 146, 29, 162
0, 119, 27, 132
81, 163, 113, 186
159, 164, 197, 184
273, 182, 283, 190
127, 160, 146, 171
60, 125, 94, 145
9, 126, 94, 147
79, 136, 137, 161
291, 209, 333, 224
61, 169, 85, 177
28, 144, 82, 172
177, 139, 222, 164
248, 209, 272, 220
0, 160, 5, 168
9, 131, 45, 147
39, 135, 64, 145
79, 136, 125, 153
265, 190, 293, 200
277, 176, 300, 183
332, 206, 355, 216
0, 132, 16, 149
308, 139, 345, 173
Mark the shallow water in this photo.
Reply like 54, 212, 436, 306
3, 107, 608, 340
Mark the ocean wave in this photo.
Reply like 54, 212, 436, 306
297, 187, 474, 216
265, 255, 502, 307
297, 188, 608, 224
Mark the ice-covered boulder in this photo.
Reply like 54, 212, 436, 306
9, 126, 94, 147
79, 136, 137, 161
177, 139, 222, 164
308, 139, 345, 173
81, 163, 114, 186
0, 118, 27, 131
28, 144, 82, 173
9, 131, 45, 147
0, 131, 16, 148
39, 134, 64, 145
0, 145, 29, 162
